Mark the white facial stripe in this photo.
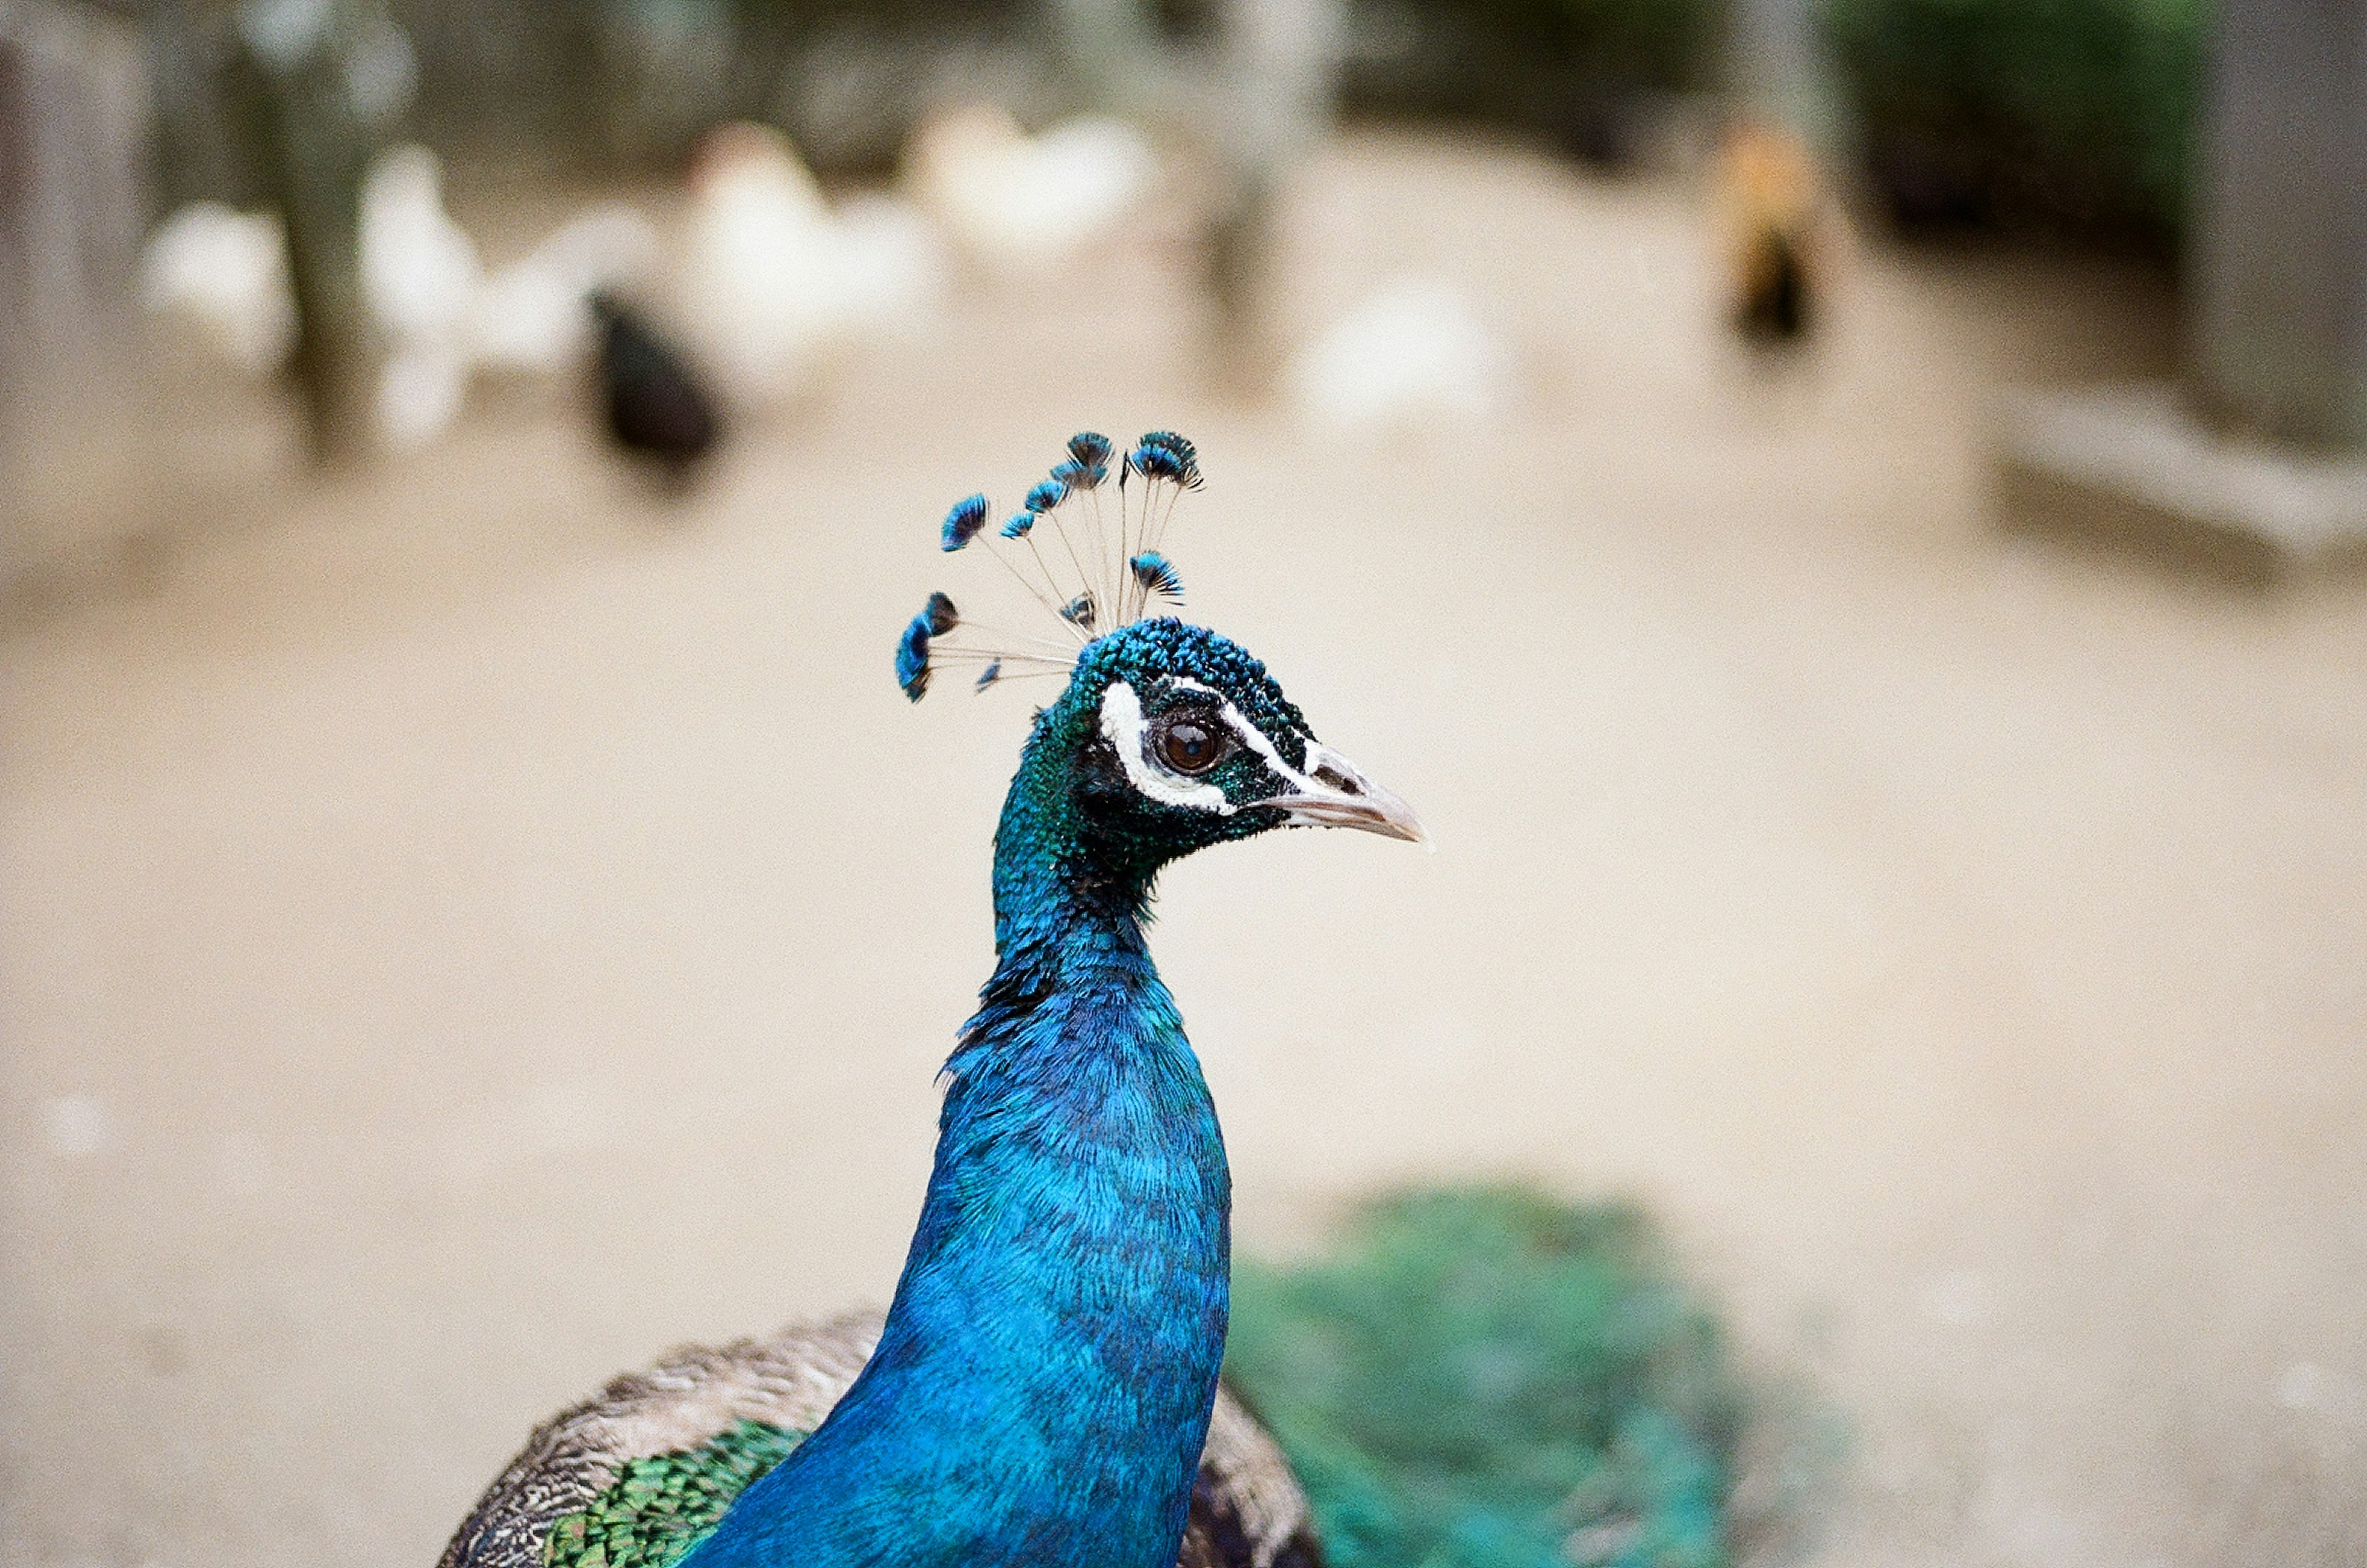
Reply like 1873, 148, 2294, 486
1213, 712, 1380, 817
1166, 674, 1305, 783
1099, 680, 1235, 815
1214, 703, 1318, 794
1119, 673, 1366, 814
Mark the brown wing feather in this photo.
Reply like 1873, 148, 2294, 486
438, 1313, 1320, 1568
435, 1313, 880, 1568
1188, 1386, 1327, 1568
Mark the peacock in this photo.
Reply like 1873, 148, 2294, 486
439, 430, 1426, 1568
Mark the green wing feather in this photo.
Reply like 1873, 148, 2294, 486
438, 1315, 881, 1568
544, 1419, 805, 1568
442, 1311, 1320, 1568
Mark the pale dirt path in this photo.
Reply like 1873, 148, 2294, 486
6, 132, 2364, 1568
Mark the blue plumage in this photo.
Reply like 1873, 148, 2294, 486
1128, 448, 1185, 485
896, 593, 960, 701
1138, 430, 1196, 465
1130, 552, 1184, 605
687, 618, 1408, 1568
942, 494, 990, 552
910, 430, 1211, 685
1129, 432, 1203, 490
975, 661, 1002, 692
895, 611, 936, 702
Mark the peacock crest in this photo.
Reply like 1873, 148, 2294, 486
896, 430, 1204, 701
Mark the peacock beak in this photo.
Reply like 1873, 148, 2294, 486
1265, 743, 1430, 847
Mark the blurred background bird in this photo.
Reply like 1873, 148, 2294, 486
359, 144, 484, 447
137, 200, 295, 375
473, 204, 663, 379
139, 144, 603, 445
1287, 278, 1512, 436
1717, 120, 1825, 343
590, 292, 721, 491
901, 104, 1155, 280
672, 121, 944, 410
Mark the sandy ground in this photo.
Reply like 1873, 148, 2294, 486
6, 132, 2366, 1568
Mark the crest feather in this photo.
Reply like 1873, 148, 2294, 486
895, 428, 1212, 701
896, 610, 935, 701
941, 494, 989, 552
1128, 431, 1203, 489
1130, 552, 1184, 605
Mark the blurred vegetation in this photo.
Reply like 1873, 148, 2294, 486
152, 0, 1731, 182
1339, 0, 1725, 160
154, 0, 2210, 223
1820, 0, 2205, 247
1226, 1187, 1778, 1568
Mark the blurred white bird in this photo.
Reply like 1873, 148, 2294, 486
902, 105, 1155, 279
360, 144, 483, 448
140, 133, 935, 448
673, 122, 839, 402
473, 203, 663, 376
672, 121, 944, 406
139, 201, 295, 375
1288, 279, 1512, 435
822, 194, 947, 348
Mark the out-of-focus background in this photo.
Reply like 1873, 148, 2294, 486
5, 0, 2365, 1564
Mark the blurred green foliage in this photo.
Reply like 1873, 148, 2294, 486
1225, 1188, 1752, 1568
1341, 0, 1725, 152
1439, 0, 1720, 93
1820, 0, 2205, 244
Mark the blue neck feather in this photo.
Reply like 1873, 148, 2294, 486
681, 720, 1230, 1568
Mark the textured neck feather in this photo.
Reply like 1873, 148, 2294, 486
681, 730, 1231, 1568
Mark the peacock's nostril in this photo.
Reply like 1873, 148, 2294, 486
1314, 763, 1360, 795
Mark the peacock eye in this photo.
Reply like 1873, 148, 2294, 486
1159, 717, 1223, 775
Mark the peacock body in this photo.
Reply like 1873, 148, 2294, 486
438, 1313, 1316, 1568
439, 433, 1423, 1568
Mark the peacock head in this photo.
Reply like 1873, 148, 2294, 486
896, 431, 1424, 883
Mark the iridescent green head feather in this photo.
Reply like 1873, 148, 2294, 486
1042, 619, 1422, 876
